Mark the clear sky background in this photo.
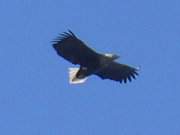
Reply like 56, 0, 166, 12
0, 0, 180, 134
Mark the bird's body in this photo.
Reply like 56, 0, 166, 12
53, 30, 138, 84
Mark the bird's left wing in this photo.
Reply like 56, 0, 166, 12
52, 30, 99, 67
95, 61, 139, 83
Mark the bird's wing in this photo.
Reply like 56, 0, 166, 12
95, 61, 139, 83
52, 30, 99, 67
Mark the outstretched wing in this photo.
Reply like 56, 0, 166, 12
52, 30, 99, 67
95, 62, 139, 83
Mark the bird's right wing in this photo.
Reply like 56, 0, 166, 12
95, 61, 139, 83
52, 30, 99, 67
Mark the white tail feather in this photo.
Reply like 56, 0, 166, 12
68, 68, 88, 84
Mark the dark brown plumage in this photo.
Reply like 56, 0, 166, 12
53, 30, 139, 83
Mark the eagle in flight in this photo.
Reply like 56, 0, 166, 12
53, 30, 139, 84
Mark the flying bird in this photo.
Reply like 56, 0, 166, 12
52, 30, 139, 84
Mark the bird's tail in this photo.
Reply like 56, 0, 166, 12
68, 67, 88, 84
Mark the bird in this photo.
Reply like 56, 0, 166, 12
52, 30, 139, 84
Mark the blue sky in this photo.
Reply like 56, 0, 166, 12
0, 0, 180, 134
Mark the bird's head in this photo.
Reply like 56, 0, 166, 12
104, 53, 120, 60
